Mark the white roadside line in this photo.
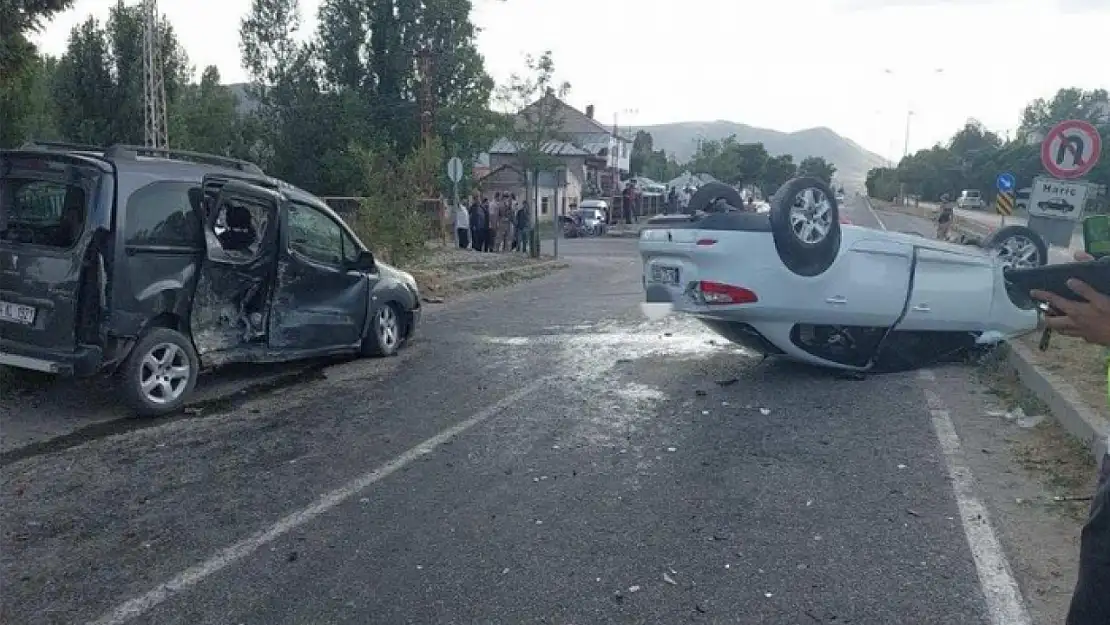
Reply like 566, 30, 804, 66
917, 371, 1033, 625
87, 379, 547, 625
862, 196, 888, 231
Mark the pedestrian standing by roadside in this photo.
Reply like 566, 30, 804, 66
516, 200, 532, 255
454, 200, 470, 249
480, 198, 493, 252
488, 193, 501, 253
935, 193, 954, 241
468, 196, 484, 251
498, 195, 514, 252
1032, 252, 1110, 625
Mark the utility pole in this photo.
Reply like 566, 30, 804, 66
142, 0, 168, 149
903, 110, 914, 159
416, 46, 435, 151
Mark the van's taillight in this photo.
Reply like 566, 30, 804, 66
699, 281, 757, 305
696, 238, 717, 246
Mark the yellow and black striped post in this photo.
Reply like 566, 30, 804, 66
995, 191, 1014, 226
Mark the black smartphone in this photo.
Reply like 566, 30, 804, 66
1004, 260, 1110, 303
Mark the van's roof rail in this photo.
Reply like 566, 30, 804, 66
107, 144, 265, 174
20, 140, 107, 152
17, 140, 264, 175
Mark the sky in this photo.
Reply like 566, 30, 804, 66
29, 0, 1110, 162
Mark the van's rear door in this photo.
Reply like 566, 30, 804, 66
0, 151, 108, 356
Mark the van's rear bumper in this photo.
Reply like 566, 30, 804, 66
0, 339, 103, 377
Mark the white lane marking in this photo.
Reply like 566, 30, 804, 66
863, 196, 888, 230
87, 380, 546, 625
918, 373, 1033, 625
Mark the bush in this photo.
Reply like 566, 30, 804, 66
346, 139, 445, 266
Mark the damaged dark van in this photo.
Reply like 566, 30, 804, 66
0, 143, 421, 416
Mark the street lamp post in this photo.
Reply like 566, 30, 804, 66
883, 67, 943, 160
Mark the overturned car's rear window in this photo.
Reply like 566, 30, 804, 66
0, 156, 102, 249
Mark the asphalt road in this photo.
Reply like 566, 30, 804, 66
1, 210, 1052, 624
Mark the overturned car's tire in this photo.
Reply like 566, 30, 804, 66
687, 182, 744, 214
769, 177, 841, 277
982, 225, 1048, 268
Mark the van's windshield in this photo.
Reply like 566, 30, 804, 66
0, 158, 98, 249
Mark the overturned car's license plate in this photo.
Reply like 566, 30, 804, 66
0, 300, 36, 325
651, 265, 680, 285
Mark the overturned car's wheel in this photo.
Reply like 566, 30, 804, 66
983, 225, 1048, 268
687, 182, 744, 214
769, 177, 841, 277
120, 327, 199, 417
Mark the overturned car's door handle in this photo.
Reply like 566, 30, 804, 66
825, 296, 847, 304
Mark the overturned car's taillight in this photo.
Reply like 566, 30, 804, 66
698, 281, 758, 305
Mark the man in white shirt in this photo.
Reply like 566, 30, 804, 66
454, 201, 471, 248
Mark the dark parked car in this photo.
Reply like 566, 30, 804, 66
0, 142, 420, 416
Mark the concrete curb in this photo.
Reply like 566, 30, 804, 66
1003, 340, 1110, 467
445, 259, 566, 286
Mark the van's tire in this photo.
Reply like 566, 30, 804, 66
362, 302, 402, 357
769, 177, 842, 277
688, 182, 744, 214
120, 327, 199, 417
982, 225, 1048, 268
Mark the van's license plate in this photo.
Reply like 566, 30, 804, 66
0, 301, 36, 325
651, 266, 680, 285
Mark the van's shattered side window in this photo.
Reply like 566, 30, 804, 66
0, 177, 87, 248
211, 196, 270, 259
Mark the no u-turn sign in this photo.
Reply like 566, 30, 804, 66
1040, 119, 1102, 179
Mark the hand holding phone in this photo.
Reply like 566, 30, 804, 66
1015, 257, 1110, 347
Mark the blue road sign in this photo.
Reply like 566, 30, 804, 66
996, 172, 1016, 192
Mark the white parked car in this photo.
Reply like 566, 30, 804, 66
957, 189, 985, 210
639, 179, 1049, 373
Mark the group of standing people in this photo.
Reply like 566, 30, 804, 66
453, 192, 534, 254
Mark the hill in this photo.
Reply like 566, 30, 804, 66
633, 121, 890, 187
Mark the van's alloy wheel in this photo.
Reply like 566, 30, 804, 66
139, 342, 191, 404
120, 327, 199, 417
377, 305, 399, 351
362, 303, 403, 357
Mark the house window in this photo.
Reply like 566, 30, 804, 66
541, 197, 549, 215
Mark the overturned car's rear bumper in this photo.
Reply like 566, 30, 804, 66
0, 338, 103, 377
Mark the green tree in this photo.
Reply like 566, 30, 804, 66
1020, 88, 1109, 136
797, 156, 836, 185
240, 0, 344, 191
0, 54, 60, 147
315, 0, 496, 160
495, 50, 569, 256
760, 154, 797, 194
51, 2, 191, 147
177, 66, 248, 157
0, 0, 75, 81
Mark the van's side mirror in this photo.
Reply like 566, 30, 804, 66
349, 250, 376, 271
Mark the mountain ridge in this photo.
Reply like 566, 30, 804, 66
632, 120, 889, 186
